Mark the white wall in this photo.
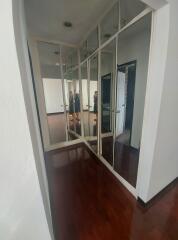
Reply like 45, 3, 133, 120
118, 27, 151, 148
90, 81, 98, 111
43, 78, 64, 113
136, 3, 178, 202
138, 0, 178, 202
0, 0, 52, 239
82, 79, 97, 111
82, 79, 88, 110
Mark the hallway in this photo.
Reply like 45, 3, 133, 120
45, 144, 178, 240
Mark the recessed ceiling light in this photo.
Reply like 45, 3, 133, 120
104, 33, 111, 39
63, 21, 73, 28
54, 51, 60, 55
55, 62, 60, 66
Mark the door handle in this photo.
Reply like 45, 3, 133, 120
111, 110, 120, 113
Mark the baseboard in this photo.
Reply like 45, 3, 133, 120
47, 112, 64, 116
138, 177, 178, 207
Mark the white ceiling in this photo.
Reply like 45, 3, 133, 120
25, 0, 117, 46
37, 13, 151, 68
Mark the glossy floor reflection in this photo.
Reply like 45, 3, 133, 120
47, 113, 66, 144
47, 112, 97, 144
114, 141, 139, 187
45, 144, 178, 240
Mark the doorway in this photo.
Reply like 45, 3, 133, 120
101, 73, 112, 134
116, 61, 136, 145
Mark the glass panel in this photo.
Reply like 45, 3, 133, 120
37, 41, 67, 145
114, 13, 151, 186
120, 0, 147, 29
100, 40, 116, 165
100, 2, 119, 44
88, 54, 98, 153
81, 62, 90, 137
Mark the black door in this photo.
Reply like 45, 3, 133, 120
101, 73, 112, 133
118, 61, 136, 144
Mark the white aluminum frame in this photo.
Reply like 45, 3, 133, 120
29, 3, 153, 196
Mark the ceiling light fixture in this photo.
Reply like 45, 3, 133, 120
63, 21, 73, 28
54, 51, 60, 55
104, 33, 111, 39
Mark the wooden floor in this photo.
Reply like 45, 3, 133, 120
45, 144, 178, 240
47, 112, 96, 145
114, 141, 139, 187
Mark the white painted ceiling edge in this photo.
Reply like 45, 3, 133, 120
141, 0, 168, 9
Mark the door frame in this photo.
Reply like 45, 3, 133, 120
116, 60, 137, 145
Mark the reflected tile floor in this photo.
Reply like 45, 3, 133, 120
45, 144, 178, 240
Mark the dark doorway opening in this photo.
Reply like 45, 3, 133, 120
101, 73, 112, 133
114, 61, 139, 187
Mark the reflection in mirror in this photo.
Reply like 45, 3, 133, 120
114, 13, 152, 186
80, 41, 88, 62
88, 54, 98, 153
86, 27, 98, 55
63, 69, 81, 139
100, 40, 116, 165
100, 2, 119, 44
37, 41, 67, 145
80, 27, 98, 62
61, 46, 81, 140
81, 62, 90, 137
120, 0, 147, 29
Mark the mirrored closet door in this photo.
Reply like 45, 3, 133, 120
87, 54, 99, 153
37, 41, 68, 145
113, 13, 152, 187
100, 40, 116, 166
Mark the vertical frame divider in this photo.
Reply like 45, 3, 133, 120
60, 45, 69, 141
112, 35, 118, 167
98, 23, 102, 155
98, 50, 102, 155
87, 60, 91, 137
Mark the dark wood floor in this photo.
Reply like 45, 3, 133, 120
45, 144, 178, 240
114, 141, 139, 187
101, 136, 139, 187
47, 112, 96, 144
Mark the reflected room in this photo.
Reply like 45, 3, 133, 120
114, 13, 152, 187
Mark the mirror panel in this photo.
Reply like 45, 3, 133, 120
37, 41, 67, 145
81, 62, 90, 137
100, 2, 119, 44
88, 54, 98, 153
114, 13, 152, 186
86, 27, 99, 55
100, 40, 116, 165
61, 46, 81, 140
80, 41, 88, 62
120, 0, 147, 29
